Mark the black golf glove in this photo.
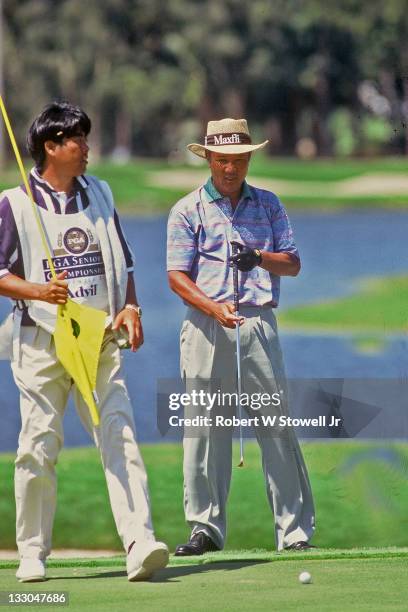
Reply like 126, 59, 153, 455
228, 241, 262, 272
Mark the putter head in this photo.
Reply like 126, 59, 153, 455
238, 459, 244, 468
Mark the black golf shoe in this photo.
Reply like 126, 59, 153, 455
174, 532, 220, 556
284, 541, 316, 551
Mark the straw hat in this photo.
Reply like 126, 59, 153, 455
187, 118, 268, 158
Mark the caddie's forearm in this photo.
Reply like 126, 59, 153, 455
259, 251, 301, 276
0, 272, 43, 301
168, 270, 217, 317
125, 272, 139, 306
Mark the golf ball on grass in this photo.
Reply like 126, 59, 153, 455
299, 571, 312, 584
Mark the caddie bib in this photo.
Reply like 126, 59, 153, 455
8, 188, 110, 332
41, 209, 110, 310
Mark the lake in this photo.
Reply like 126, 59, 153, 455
0, 210, 407, 450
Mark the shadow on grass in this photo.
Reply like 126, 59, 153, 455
51, 560, 269, 583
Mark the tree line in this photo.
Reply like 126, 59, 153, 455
2, 0, 408, 158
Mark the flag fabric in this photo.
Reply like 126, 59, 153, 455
54, 300, 106, 425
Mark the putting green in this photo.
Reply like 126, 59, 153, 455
1, 550, 407, 611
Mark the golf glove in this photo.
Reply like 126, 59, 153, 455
228, 241, 262, 272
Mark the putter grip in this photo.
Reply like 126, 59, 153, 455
232, 243, 239, 315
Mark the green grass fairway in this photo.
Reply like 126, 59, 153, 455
2, 441, 408, 552
279, 275, 408, 334
247, 155, 408, 182
1, 551, 408, 611
1, 156, 408, 212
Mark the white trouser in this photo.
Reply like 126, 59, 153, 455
11, 325, 155, 560
180, 305, 315, 551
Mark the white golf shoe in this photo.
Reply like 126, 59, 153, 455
16, 558, 46, 582
127, 540, 169, 582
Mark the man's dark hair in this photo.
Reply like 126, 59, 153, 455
27, 101, 91, 170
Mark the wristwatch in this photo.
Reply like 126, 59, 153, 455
124, 304, 142, 317
253, 248, 262, 264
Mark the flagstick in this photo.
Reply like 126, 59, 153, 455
0, 95, 57, 280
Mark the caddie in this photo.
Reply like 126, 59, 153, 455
0, 101, 168, 582
167, 118, 315, 555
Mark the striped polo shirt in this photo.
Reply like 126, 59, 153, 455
0, 168, 133, 324
167, 178, 299, 307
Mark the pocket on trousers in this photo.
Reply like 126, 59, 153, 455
180, 311, 215, 380
258, 309, 287, 393
180, 318, 195, 378
0, 312, 13, 360
261, 307, 279, 336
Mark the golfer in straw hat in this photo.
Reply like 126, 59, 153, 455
167, 118, 315, 555
0, 101, 168, 582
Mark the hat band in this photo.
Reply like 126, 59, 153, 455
204, 132, 252, 146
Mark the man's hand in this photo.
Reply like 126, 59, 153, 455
210, 302, 245, 329
39, 270, 69, 304
112, 307, 144, 352
167, 271, 245, 328
228, 241, 262, 272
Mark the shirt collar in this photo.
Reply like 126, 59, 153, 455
30, 167, 89, 193
203, 177, 251, 203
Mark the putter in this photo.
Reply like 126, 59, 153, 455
232, 243, 244, 467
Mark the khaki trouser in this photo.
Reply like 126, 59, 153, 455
180, 305, 315, 551
11, 325, 155, 560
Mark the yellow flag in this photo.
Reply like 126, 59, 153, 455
54, 300, 106, 425
0, 95, 107, 426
